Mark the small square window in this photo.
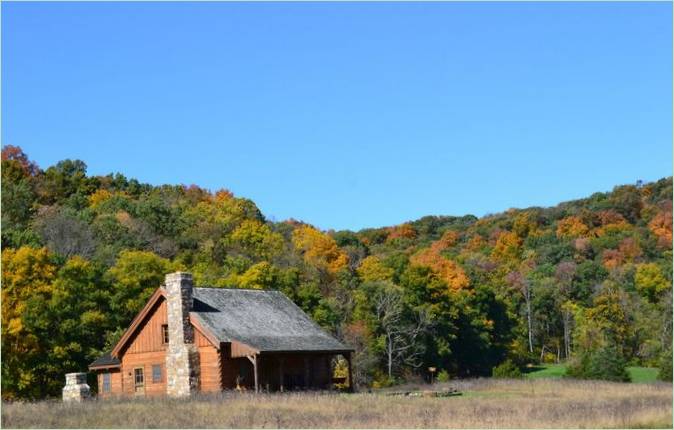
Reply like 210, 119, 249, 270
162, 324, 169, 344
152, 364, 162, 383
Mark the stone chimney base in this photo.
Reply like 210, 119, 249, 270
164, 271, 199, 397
62, 372, 90, 402
166, 344, 200, 397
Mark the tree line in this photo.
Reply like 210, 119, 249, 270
2, 145, 672, 399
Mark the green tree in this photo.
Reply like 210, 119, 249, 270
657, 346, 672, 381
106, 250, 179, 324
38, 159, 92, 204
567, 345, 630, 382
25, 257, 112, 396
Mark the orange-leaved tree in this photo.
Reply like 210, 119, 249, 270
292, 225, 349, 275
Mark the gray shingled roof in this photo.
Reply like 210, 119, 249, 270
191, 288, 351, 352
89, 352, 120, 368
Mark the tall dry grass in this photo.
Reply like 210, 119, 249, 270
2, 378, 671, 428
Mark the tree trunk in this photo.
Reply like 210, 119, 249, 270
387, 335, 393, 379
526, 288, 533, 353
556, 342, 560, 363
562, 310, 571, 359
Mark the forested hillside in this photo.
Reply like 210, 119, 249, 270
2, 145, 672, 399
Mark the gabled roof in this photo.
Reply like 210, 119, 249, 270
110, 287, 166, 358
191, 288, 351, 353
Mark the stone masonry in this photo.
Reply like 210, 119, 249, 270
62, 372, 90, 402
165, 272, 200, 397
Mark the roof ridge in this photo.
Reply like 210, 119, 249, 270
195, 286, 282, 292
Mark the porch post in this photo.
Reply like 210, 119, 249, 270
347, 352, 354, 393
278, 357, 284, 392
253, 354, 259, 393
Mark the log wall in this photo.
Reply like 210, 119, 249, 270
124, 300, 168, 354
195, 329, 222, 392
96, 369, 122, 398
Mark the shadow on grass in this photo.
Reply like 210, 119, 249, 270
523, 364, 568, 379
521, 366, 547, 375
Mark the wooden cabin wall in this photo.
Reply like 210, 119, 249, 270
96, 369, 122, 397
119, 299, 168, 396
195, 329, 222, 392
121, 352, 167, 396
125, 300, 168, 354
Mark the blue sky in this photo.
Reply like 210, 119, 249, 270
3, 2, 672, 231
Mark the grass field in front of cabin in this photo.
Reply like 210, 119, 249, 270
2, 378, 671, 429
524, 363, 659, 383
628, 366, 660, 383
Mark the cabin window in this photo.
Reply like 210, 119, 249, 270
134, 367, 144, 386
152, 364, 162, 383
162, 324, 169, 344
102, 372, 111, 393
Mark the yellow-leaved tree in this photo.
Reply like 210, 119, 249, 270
635, 263, 670, 303
556, 216, 590, 239
230, 219, 284, 260
231, 261, 279, 290
1, 247, 57, 399
490, 231, 522, 265
357, 256, 394, 282
292, 225, 349, 274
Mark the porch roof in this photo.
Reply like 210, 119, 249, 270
89, 352, 121, 369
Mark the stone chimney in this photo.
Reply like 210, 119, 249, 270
165, 272, 200, 397
62, 372, 90, 402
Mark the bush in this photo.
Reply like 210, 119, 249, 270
492, 360, 522, 378
371, 370, 397, 388
542, 352, 557, 364
657, 347, 672, 381
567, 346, 630, 382
437, 370, 450, 383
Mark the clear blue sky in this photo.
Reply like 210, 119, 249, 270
3, 2, 672, 231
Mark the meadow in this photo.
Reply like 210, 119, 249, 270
2, 378, 671, 429
524, 364, 660, 383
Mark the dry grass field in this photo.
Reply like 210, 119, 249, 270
2, 378, 672, 429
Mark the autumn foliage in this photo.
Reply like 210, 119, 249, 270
556, 216, 590, 239
1, 145, 671, 398
410, 247, 469, 291
292, 225, 349, 274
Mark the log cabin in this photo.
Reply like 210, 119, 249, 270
89, 272, 353, 397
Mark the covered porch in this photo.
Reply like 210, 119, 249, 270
224, 350, 353, 392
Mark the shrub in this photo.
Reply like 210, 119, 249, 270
492, 360, 522, 378
567, 346, 630, 382
542, 352, 557, 364
657, 347, 672, 381
371, 370, 397, 388
437, 370, 450, 383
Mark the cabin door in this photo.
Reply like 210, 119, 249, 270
134, 367, 145, 395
